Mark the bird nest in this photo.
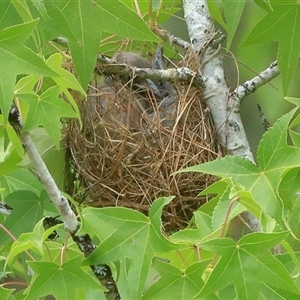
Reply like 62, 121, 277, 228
67, 60, 224, 230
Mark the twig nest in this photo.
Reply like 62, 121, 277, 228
67, 59, 224, 230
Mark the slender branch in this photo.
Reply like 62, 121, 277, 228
0, 202, 12, 215
230, 61, 279, 103
19, 131, 79, 233
97, 63, 204, 88
8, 106, 120, 299
151, 26, 191, 50
53, 37, 204, 88
257, 104, 270, 131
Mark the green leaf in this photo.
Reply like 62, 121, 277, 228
254, 0, 272, 12
0, 169, 44, 198
224, 0, 246, 49
197, 232, 299, 299
44, 0, 159, 90
143, 260, 214, 300
0, 286, 15, 300
95, 0, 159, 42
0, 135, 21, 176
31, 0, 48, 20
20, 86, 77, 149
286, 97, 300, 147
79, 207, 116, 241
279, 169, 300, 244
0, 190, 44, 245
198, 181, 228, 216
45, 53, 84, 120
211, 181, 246, 232
7, 219, 45, 264
76, 289, 107, 300
0, 20, 57, 123
207, 1, 226, 29
11, 0, 33, 23
268, 251, 300, 297
6, 218, 62, 266
41, 241, 82, 266
84, 197, 178, 299
171, 211, 213, 244
178, 109, 300, 226
43, 1, 101, 89
278, 168, 300, 210
25, 257, 105, 300
241, 2, 300, 93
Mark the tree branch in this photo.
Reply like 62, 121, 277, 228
182, 0, 253, 160
97, 63, 204, 88
182, 0, 261, 232
151, 26, 191, 50
54, 37, 205, 89
8, 105, 120, 299
230, 61, 279, 103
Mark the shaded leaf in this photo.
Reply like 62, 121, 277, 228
0, 286, 14, 300
44, 0, 158, 89
241, 2, 300, 93
95, 0, 159, 42
0, 135, 21, 176
0, 20, 57, 123
20, 86, 77, 148
254, 0, 272, 12
224, 0, 246, 49
6, 218, 62, 266
207, 1, 226, 29
0, 169, 43, 198
0, 190, 44, 245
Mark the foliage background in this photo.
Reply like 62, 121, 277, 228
1, 0, 300, 299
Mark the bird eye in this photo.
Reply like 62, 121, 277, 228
157, 81, 164, 88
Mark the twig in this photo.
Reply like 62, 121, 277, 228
151, 26, 191, 50
257, 104, 270, 131
97, 63, 205, 89
230, 61, 279, 103
19, 130, 79, 233
8, 105, 120, 300
53, 37, 204, 89
0, 202, 12, 215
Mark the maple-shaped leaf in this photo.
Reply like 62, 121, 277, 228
197, 232, 299, 299
0, 20, 57, 124
178, 109, 300, 227
241, 1, 300, 93
6, 218, 62, 267
18, 85, 77, 148
253, 0, 272, 12
286, 97, 300, 147
0, 169, 44, 198
84, 197, 178, 300
24, 257, 105, 300
142, 259, 216, 300
0, 286, 14, 300
0, 190, 44, 246
43, 1, 159, 90
46, 53, 85, 120
224, 0, 246, 49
